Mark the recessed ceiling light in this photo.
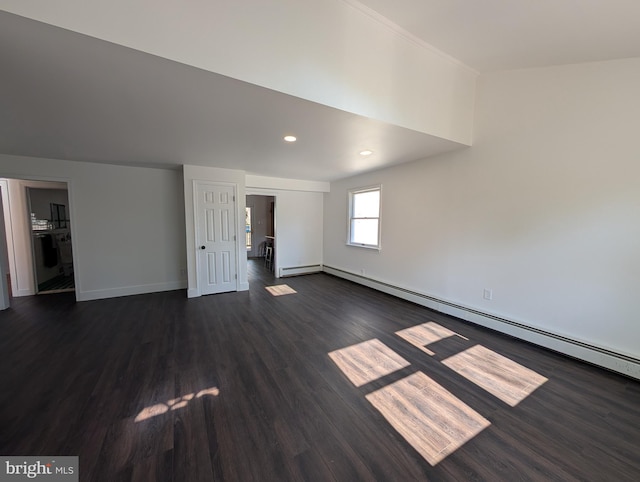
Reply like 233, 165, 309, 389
284, 135, 297, 142
359, 150, 373, 156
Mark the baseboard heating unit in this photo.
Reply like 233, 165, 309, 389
279, 264, 323, 278
322, 265, 640, 381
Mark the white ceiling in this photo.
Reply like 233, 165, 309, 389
356, 0, 640, 72
2, 2, 640, 181
0, 11, 463, 182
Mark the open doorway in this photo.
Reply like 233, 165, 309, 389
28, 187, 75, 293
246, 195, 275, 278
0, 178, 76, 299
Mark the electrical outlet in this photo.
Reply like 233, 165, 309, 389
483, 288, 492, 300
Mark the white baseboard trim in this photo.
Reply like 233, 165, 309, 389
238, 281, 249, 291
323, 265, 640, 380
279, 264, 323, 277
13, 288, 36, 297
78, 280, 187, 302
187, 288, 199, 298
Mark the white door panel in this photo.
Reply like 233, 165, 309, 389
196, 182, 237, 295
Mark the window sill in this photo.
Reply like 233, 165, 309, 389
346, 242, 381, 251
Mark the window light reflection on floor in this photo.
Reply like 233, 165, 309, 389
328, 338, 410, 387
442, 345, 548, 407
265, 284, 297, 296
395, 321, 467, 356
366, 371, 491, 466
328, 324, 549, 465
134, 387, 220, 422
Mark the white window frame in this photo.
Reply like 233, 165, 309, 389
347, 185, 381, 250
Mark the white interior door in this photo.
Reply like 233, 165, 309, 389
196, 182, 237, 295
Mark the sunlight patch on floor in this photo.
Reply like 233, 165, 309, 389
366, 371, 490, 466
395, 322, 467, 356
134, 386, 220, 422
442, 345, 548, 407
265, 284, 297, 296
329, 323, 549, 465
328, 338, 410, 387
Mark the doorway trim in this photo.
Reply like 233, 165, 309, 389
0, 175, 80, 302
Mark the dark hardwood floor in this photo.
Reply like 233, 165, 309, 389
1, 260, 639, 481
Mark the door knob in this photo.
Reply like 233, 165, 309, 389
200, 245, 206, 250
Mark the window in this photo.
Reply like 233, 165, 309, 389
348, 186, 381, 249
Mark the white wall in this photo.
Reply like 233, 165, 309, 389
272, 190, 324, 277
0, 155, 187, 300
324, 58, 640, 366
1, 0, 477, 144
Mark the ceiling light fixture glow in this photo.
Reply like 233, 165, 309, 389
360, 150, 373, 156
284, 135, 297, 142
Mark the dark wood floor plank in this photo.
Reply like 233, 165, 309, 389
1, 259, 639, 481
